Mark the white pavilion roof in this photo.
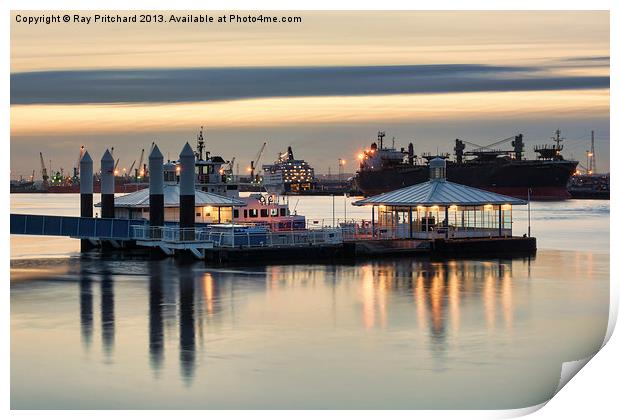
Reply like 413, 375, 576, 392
96, 184, 246, 208
353, 180, 527, 207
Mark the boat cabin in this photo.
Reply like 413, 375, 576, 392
236, 193, 306, 231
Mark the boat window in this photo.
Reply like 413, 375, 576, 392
243, 209, 247, 218
280, 208, 287, 216
196, 212, 201, 217
260, 209, 268, 217
249, 209, 259, 218
233, 209, 239, 218
270, 209, 278, 216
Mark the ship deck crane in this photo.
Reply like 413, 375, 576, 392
461, 136, 514, 152
250, 141, 267, 183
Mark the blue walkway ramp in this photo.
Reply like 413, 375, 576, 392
10, 214, 147, 240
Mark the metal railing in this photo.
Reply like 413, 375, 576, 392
131, 226, 211, 242
131, 219, 515, 248
131, 225, 342, 248
339, 223, 513, 241
206, 228, 342, 248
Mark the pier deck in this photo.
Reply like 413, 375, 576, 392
10, 213, 536, 262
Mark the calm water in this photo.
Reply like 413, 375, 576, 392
10, 194, 610, 409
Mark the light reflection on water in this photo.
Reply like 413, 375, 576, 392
10, 194, 609, 409
11, 252, 608, 409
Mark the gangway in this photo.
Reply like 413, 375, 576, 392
10, 214, 147, 241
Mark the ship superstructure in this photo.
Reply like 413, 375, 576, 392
194, 127, 239, 198
262, 146, 316, 194
355, 130, 579, 199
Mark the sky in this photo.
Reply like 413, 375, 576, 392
10, 11, 610, 177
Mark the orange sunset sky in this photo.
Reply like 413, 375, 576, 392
10, 11, 609, 177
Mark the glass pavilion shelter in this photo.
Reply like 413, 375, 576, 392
352, 158, 528, 239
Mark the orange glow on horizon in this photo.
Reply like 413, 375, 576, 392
10, 90, 609, 137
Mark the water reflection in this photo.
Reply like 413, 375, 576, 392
100, 266, 115, 358
148, 262, 165, 375
350, 258, 523, 361
78, 268, 93, 349
179, 266, 196, 385
72, 257, 530, 385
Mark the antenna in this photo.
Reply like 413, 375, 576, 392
377, 131, 385, 149
590, 130, 596, 174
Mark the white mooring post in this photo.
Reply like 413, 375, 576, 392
179, 143, 195, 241
230, 194, 235, 248
149, 145, 164, 238
100, 149, 115, 219
80, 151, 93, 218
79, 151, 94, 252
527, 188, 531, 237
331, 194, 335, 227
371, 205, 375, 238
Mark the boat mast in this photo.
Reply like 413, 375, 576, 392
197, 126, 205, 161
552, 129, 564, 151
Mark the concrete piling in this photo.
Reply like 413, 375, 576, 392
179, 142, 195, 240
101, 149, 115, 219
149, 145, 164, 234
79, 151, 94, 251
80, 151, 94, 218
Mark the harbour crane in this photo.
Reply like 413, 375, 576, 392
75, 146, 85, 173
227, 156, 236, 175
135, 148, 145, 179
249, 141, 267, 183
128, 160, 136, 178
73, 145, 85, 181
39, 152, 49, 187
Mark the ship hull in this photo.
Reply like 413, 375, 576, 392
356, 160, 578, 200
568, 190, 610, 200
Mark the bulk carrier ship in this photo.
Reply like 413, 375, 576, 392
355, 130, 578, 200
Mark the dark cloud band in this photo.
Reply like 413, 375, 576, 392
11, 63, 609, 105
